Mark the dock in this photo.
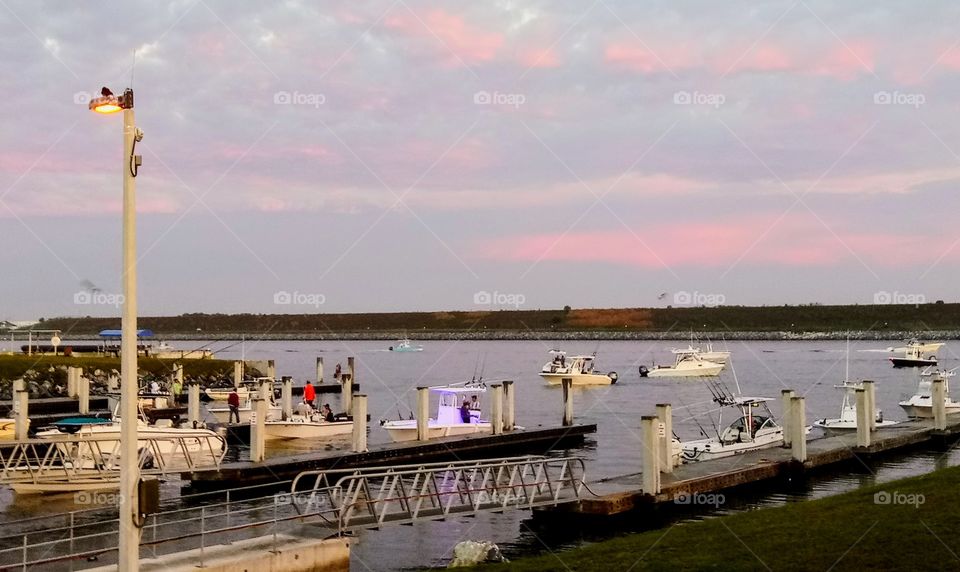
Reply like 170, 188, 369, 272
183, 423, 597, 488
543, 416, 960, 516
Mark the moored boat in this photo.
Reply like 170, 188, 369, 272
539, 351, 618, 386
381, 382, 522, 442
813, 380, 898, 435
640, 352, 724, 378
898, 368, 960, 418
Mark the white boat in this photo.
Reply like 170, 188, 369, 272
207, 398, 282, 424
381, 382, 522, 442
35, 419, 225, 462
889, 340, 944, 368
147, 341, 213, 360
204, 387, 251, 401
813, 380, 898, 435
680, 396, 785, 462
640, 352, 724, 378
671, 343, 730, 364
899, 369, 960, 418
539, 351, 619, 386
389, 338, 423, 352
264, 413, 353, 440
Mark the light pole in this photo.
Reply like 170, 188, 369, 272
89, 87, 142, 572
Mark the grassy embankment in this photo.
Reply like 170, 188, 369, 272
31, 303, 960, 335
482, 465, 960, 571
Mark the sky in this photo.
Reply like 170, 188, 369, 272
2, 0, 960, 320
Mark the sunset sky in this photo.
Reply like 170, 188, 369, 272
2, 1, 960, 319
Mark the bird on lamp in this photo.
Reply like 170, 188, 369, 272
101, 87, 113, 97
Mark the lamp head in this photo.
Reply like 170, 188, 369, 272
89, 87, 133, 114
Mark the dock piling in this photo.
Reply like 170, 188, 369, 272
562, 378, 574, 427
78, 375, 90, 415
932, 378, 947, 431
66, 367, 79, 399
175, 363, 184, 386
855, 388, 870, 447
655, 404, 674, 473
863, 380, 877, 432
417, 386, 430, 441
187, 381, 201, 427
790, 396, 807, 462
13, 379, 28, 441
233, 361, 243, 389
250, 397, 267, 463
352, 394, 368, 452
316, 357, 324, 384
781, 389, 795, 447
341, 374, 354, 415
266, 360, 276, 380
491, 384, 503, 435
281, 377, 293, 420
503, 380, 515, 431
641, 415, 661, 494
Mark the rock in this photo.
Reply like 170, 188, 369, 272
448, 541, 507, 567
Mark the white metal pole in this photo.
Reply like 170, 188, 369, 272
118, 103, 140, 572
352, 394, 367, 452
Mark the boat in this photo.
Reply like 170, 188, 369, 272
204, 386, 251, 401
813, 380, 898, 435
0, 417, 29, 440
207, 397, 282, 424
35, 418, 225, 460
680, 396, 785, 462
389, 338, 423, 352
898, 369, 960, 418
263, 412, 353, 440
640, 352, 724, 378
381, 382, 522, 442
147, 341, 213, 360
671, 343, 730, 364
889, 340, 944, 368
539, 351, 619, 386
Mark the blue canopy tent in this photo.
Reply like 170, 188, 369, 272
98, 329, 154, 339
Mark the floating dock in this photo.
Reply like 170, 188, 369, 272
543, 416, 960, 516
183, 423, 597, 488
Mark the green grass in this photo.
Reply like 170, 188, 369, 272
481, 465, 960, 571
0, 354, 237, 381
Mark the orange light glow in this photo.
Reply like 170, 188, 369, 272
92, 103, 123, 114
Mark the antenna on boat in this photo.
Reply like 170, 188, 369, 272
845, 335, 851, 383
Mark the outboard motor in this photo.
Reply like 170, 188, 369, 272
608, 372, 618, 384
638, 365, 650, 377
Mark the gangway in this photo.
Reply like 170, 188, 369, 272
0, 431, 226, 492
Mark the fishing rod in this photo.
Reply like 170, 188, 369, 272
675, 393, 711, 439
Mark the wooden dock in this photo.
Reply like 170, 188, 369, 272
182, 423, 597, 488
544, 416, 960, 516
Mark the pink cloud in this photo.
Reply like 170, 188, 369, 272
518, 47, 560, 69
476, 214, 952, 269
604, 43, 671, 74
385, 9, 503, 65
714, 40, 874, 80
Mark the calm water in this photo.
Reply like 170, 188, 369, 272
1, 338, 956, 569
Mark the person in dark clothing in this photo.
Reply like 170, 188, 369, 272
460, 400, 471, 423
321, 403, 334, 423
227, 389, 241, 424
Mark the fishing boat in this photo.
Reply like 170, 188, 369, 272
680, 397, 785, 462
813, 380, 898, 435
640, 352, 724, 378
147, 341, 213, 359
899, 369, 960, 418
889, 340, 944, 368
389, 338, 423, 352
381, 382, 522, 442
539, 351, 619, 386
671, 343, 730, 364
35, 418, 225, 459
207, 397, 282, 424
204, 386, 251, 401
263, 412, 353, 440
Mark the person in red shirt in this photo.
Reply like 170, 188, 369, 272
227, 388, 241, 424
303, 380, 316, 409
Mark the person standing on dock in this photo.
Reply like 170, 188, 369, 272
227, 388, 241, 424
172, 377, 183, 405
304, 380, 316, 409
334, 363, 342, 381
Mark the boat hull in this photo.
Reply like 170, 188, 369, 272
681, 432, 783, 462
539, 373, 615, 386
11, 479, 122, 495
646, 362, 724, 378
898, 402, 960, 419
207, 405, 281, 425
263, 420, 353, 440
813, 419, 899, 436
890, 357, 937, 368
382, 420, 526, 442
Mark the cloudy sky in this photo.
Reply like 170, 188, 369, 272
2, 0, 960, 320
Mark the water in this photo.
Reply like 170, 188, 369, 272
1, 338, 956, 569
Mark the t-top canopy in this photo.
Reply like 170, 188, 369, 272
99, 329, 154, 339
